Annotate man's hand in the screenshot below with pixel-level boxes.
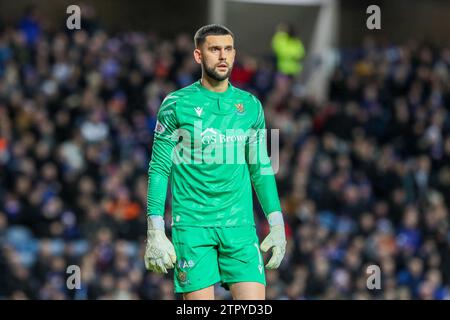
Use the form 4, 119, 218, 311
144, 215, 177, 273
260, 212, 286, 269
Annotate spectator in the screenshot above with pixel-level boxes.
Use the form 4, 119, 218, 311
272, 23, 305, 76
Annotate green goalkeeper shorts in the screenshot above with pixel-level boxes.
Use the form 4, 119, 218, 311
172, 225, 266, 293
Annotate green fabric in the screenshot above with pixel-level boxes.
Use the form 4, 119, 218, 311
172, 225, 266, 293
272, 31, 305, 75
147, 80, 281, 227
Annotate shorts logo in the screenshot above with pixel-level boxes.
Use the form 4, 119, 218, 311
178, 259, 195, 269
155, 120, 166, 134
258, 265, 263, 274
177, 271, 187, 283
254, 243, 263, 275
177, 259, 194, 286
177, 270, 188, 286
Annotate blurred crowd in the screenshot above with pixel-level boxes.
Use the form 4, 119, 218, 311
1, 9, 450, 300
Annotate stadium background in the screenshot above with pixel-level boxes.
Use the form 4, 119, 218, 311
0, 0, 449, 299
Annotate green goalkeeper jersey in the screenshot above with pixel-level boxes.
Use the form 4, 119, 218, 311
147, 80, 281, 227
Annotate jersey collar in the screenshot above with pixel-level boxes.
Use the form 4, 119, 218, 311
195, 79, 234, 99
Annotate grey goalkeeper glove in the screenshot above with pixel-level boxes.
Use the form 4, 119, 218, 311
260, 211, 287, 269
144, 215, 177, 273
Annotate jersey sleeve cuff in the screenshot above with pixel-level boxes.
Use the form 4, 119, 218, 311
267, 211, 284, 227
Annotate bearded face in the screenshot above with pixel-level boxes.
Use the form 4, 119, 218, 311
194, 34, 235, 82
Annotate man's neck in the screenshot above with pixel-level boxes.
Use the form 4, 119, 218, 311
200, 75, 229, 93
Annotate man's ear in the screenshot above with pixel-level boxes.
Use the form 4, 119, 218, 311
193, 48, 202, 64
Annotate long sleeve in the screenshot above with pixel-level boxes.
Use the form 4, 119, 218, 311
147, 96, 179, 217
246, 99, 282, 217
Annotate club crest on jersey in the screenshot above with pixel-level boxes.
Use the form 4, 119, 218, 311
234, 103, 245, 114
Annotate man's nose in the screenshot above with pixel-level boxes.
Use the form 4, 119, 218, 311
219, 49, 226, 59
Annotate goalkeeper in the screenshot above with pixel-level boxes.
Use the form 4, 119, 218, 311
145, 24, 286, 300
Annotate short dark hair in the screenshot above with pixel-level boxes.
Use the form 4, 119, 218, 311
194, 24, 234, 48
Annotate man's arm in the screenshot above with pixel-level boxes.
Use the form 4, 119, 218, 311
246, 98, 281, 215
145, 95, 179, 273
246, 97, 286, 269
147, 95, 179, 216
